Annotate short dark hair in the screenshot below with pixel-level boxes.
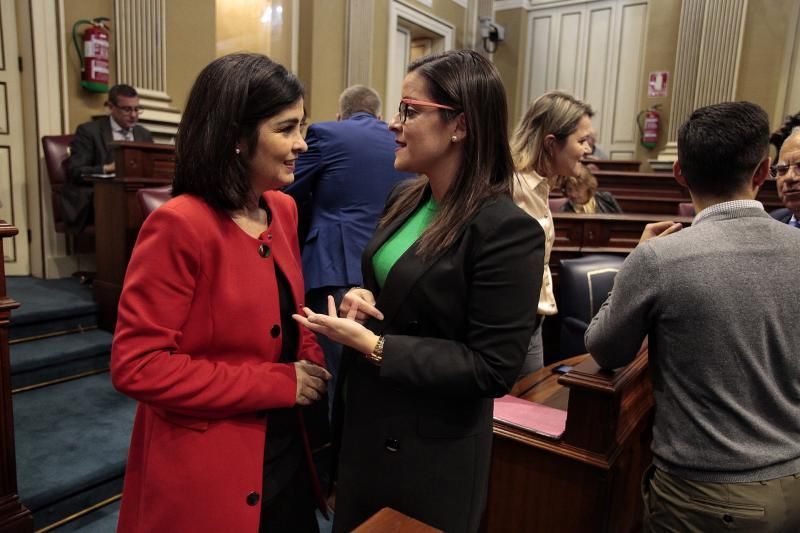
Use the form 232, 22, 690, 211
172, 53, 304, 210
339, 85, 381, 119
108, 84, 138, 105
380, 49, 514, 258
677, 101, 769, 197
770, 111, 800, 164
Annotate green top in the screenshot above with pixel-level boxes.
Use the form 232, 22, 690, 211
372, 196, 438, 288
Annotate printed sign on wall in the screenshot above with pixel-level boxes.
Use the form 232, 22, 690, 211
648, 71, 669, 97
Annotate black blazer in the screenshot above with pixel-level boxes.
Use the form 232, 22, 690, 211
63, 118, 153, 231
332, 186, 545, 533
770, 207, 793, 224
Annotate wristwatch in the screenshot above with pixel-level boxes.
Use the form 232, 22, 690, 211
365, 335, 385, 366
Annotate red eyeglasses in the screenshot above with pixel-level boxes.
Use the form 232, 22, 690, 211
397, 98, 458, 123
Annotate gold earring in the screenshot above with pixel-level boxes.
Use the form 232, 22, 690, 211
451, 135, 458, 143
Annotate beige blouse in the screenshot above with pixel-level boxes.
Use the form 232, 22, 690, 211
512, 170, 557, 316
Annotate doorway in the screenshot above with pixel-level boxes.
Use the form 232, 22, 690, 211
386, 2, 454, 121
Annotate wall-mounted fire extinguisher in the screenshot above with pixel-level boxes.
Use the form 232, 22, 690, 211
72, 17, 111, 93
637, 105, 661, 149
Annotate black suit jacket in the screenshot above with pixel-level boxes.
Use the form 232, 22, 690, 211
64, 117, 153, 231
770, 207, 794, 224
560, 190, 623, 213
332, 186, 545, 533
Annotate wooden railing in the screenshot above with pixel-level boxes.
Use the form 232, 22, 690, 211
0, 222, 33, 533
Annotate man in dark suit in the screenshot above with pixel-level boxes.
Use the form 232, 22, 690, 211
771, 129, 800, 227
285, 85, 411, 414
65, 84, 153, 231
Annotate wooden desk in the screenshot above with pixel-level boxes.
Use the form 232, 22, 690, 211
582, 159, 641, 172
549, 212, 692, 286
93, 141, 174, 331
354, 508, 442, 533
589, 170, 781, 214
0, 222, 33, 533
485, 348, 653, 533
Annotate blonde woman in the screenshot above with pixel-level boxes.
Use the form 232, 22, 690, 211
510, 91, 594, 375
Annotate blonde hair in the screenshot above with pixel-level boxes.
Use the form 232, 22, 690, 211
511, 91, 594, 177
561, 165, 598, 196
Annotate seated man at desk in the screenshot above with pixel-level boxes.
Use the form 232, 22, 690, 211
585, 101, 800, 532
65, 84, 153, 231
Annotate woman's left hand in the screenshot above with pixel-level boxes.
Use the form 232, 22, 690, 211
293, 295, 380, 355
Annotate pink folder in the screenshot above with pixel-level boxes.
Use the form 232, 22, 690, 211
493, 395, 568, 440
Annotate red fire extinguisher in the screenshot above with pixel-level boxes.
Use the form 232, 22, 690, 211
637, 105, 661, 149
72, 17, 111, 93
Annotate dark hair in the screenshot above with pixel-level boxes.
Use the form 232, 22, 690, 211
677, 101, 769, 197
172, 53, 304, 210
108, 84, 138, 104
339, 85, 381, 119
770, 111, 800, 164
380, 49, 514, 258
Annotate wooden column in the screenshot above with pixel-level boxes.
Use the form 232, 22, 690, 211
0, 222, 33, 533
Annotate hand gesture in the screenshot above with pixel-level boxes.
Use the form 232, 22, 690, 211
639, 221, 682, 243
293, 359, 331, 406
294, 295, 379, 355
339, 287, 383, 324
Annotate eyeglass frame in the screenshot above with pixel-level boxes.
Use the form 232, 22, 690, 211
397, 98, 458, 124
110, 103, 144, 115
770, 161, 800, 178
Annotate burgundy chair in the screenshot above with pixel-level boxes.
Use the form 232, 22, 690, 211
41, 135, 96, 255
549, 197, 568, 212
137, 185, 173, 218
678, 202, 695, 217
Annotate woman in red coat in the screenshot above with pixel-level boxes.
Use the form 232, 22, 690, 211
111, 53, 330, 532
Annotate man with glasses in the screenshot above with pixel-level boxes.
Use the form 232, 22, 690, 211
65, 84, 153, 231
771, 128, 800, 227
586, 101, 800, 532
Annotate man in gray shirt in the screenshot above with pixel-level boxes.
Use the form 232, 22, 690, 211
585, 101, 800, 532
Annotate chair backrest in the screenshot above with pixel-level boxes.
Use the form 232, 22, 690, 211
137, 185, 173, 218
41, 134, 76, 232
549, 197, 568, 212
558, 254, 626, 357
677, 202, 695, 217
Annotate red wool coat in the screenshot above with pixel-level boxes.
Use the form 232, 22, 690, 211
111, 192, 325, 533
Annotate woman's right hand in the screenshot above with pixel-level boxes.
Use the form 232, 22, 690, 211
339, 288, 383, 324
293, 360, 331, 406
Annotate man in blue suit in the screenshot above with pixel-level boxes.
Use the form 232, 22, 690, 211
286, 85, 411, 413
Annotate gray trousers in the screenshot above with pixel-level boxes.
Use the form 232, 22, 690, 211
518, 316, 544, 378
642, 464, 800, 532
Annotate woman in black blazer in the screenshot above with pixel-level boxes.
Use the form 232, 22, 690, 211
294, 50, 544, 532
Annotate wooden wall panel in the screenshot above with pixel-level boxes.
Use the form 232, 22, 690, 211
584, 7, 612, 138
611, 3, 647, 147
